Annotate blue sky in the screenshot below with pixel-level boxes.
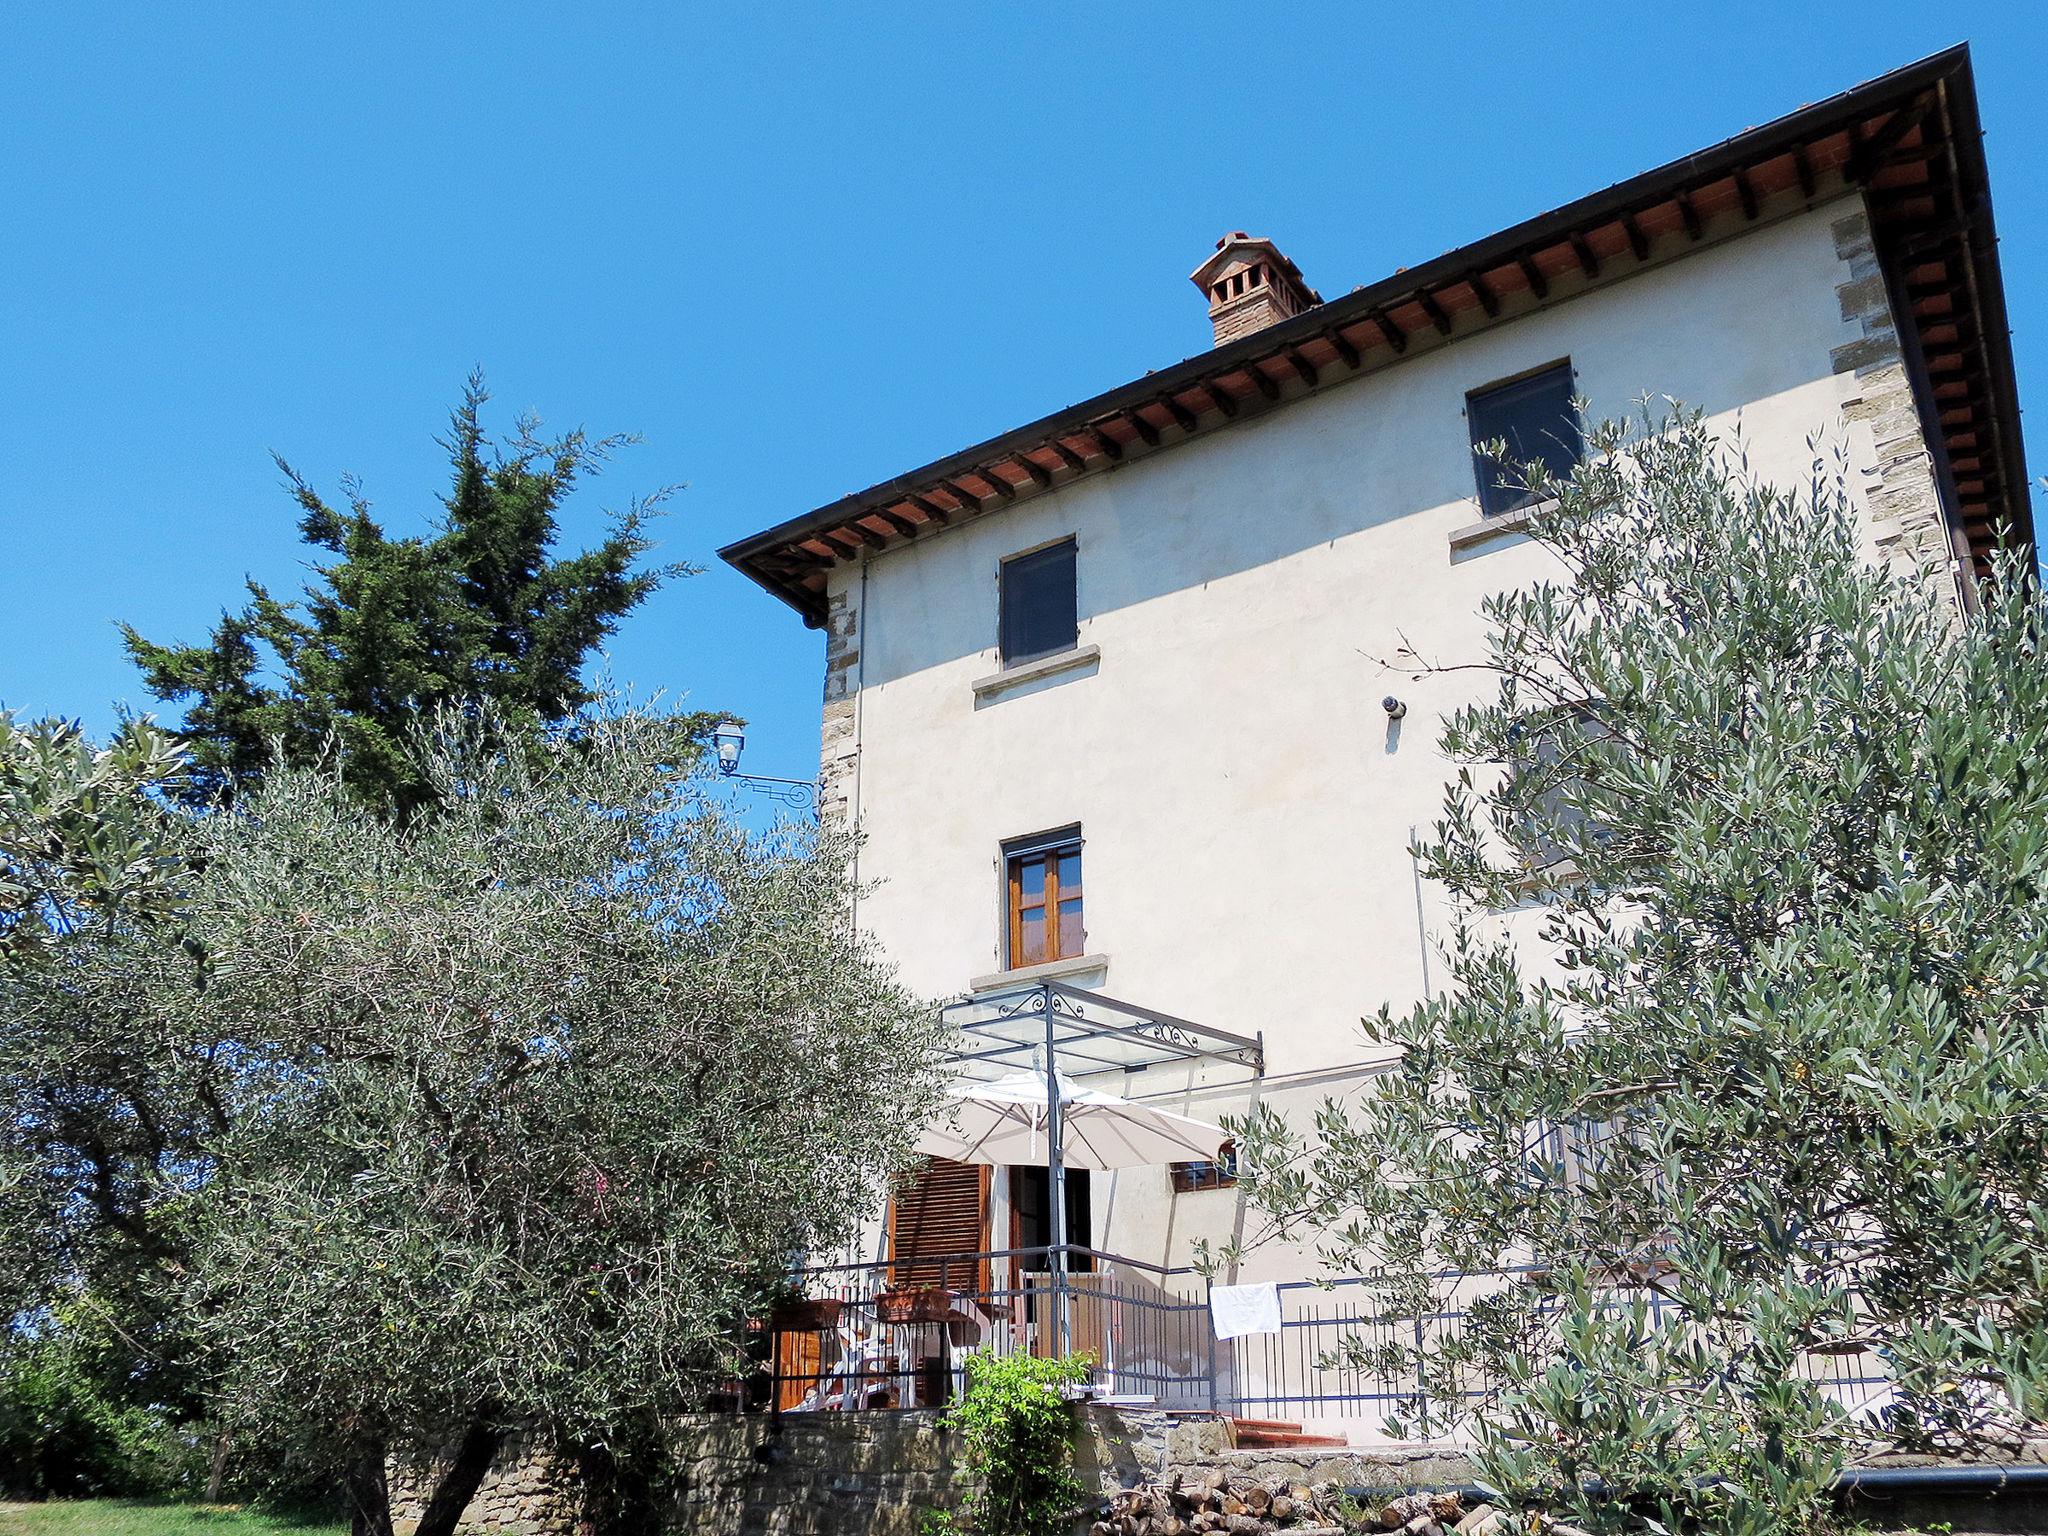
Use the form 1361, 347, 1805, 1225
5, 3, 2044, 786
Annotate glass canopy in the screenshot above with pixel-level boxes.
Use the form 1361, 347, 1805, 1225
938, 981, 1263, 1094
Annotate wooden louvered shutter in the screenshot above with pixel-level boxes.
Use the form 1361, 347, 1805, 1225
887, 1157, 990, 1295
774, 1330, 823, 1412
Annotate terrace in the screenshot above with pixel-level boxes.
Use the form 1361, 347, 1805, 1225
756, 985, 1893, 1439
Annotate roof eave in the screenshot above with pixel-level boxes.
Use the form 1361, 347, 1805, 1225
724, 43, 2028, 620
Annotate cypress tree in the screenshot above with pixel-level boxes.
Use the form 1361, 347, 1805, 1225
122, 374, 691, 813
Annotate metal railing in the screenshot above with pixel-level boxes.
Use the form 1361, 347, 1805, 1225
1228, 1271, 1897, 1433
762, 1244, 1215, 1414
756, 1248, 1899, 1434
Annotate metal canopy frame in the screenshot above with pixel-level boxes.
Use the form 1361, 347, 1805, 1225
932, 982, 1262, 1360
940, 981, 1264, 1089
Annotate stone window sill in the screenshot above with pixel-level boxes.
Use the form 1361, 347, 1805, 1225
1447, 498, 1556, 556
967, 952, 1109, 994
971, 644, 1100, 701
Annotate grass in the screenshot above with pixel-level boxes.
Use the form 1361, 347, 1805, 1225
0, 1501, 346, 1536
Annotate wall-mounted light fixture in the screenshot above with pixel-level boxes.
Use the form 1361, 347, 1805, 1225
710, 717, 819, 815
713, 718, 745, 774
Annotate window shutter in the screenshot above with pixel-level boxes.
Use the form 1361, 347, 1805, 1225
887, 1157, 990, 1294
1468, 361, 1582, 517
999, 539, 1078, 665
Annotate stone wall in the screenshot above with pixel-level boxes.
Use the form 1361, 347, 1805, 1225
1829, 205, 1966, 607
394, 1412, 2048, 1536
390, 1430, 583, 1536
668, 1411, 963, 1536
817, 582, 861, 832
391, 1408, 1477, 1536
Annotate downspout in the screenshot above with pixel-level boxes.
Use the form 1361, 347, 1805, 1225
1409, 823, 1434, 1002
849, 553, 870, 930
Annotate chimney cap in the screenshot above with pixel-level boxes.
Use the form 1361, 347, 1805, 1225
1190, 233, 1323, 347
1188, 232, 1321, 303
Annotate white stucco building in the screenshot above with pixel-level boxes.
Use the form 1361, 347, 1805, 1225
723, 45, 2027, 1418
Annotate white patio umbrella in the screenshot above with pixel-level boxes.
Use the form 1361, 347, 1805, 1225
915, 1071, 1228, 1170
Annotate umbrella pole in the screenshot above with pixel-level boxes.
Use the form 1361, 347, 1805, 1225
1042, 985, 1073, 1362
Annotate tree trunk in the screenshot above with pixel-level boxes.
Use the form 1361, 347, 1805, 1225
576, 1437, 660, 1536
411, 1420, 506, 1536
205, 1428, 231, 1503
344, 1444, 396, 1536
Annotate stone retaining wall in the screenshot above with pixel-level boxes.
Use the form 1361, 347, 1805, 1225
391, 1409, 1477, 1536
395, 1412, 2048, 1536
390, 1430, 582, 1536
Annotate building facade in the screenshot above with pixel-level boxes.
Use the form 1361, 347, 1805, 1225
722, 48, 2028, 1302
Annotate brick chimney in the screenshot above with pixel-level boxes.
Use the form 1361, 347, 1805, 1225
1190, 232, 1322, 347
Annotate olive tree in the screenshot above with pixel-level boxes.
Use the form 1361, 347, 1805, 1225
1224, 410, 2048, 1535
0, 712, 205, 1370
0, 711, 189, 968
0, 713, 216, 1488
164, 707, 942, 1536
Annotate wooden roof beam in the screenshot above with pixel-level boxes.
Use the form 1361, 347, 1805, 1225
1089, 426, 1124, 463
940, 479, 985, 512
1569, 232, 1600, 278
1204, 380, 1239, 418
974, 468, 1016, 502
843, 520, 888, 550
1734, 166, 1759, 221
873, 508, 921, 539
1011, 453, 1053, 489
1284, 347, 1319, 386
1869, 181, 1953, 218
907, 494, 952, 526
1244, 365, 1280, 402
1848, 97, 1934, 183
1122, 409, 1161, 448
1369, 308, 1407, 354
1158, 393, 1199, 434
1322, 325, 1361, 370
1417, 290, 1453, 335
1047, 438, 1087, 472
1674, 189, 1703, 241
1886, 222, 1967, 265
1516, 254, 1550, 299
1466, 270, 1500, 317
1792, 143, 1817, 199
1620, 211, 1650, 263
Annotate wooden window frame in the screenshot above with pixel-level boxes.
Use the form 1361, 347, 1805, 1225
1169, 1140, 1239, 1194
1003, 826, 1083, 971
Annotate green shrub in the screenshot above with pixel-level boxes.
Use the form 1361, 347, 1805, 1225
942, 1351, 1093, 1536
0, 1324, 202, 1498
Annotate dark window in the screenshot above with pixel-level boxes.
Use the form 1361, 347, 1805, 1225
1004, 826, 1082, 970
1169, 1141, 1239, 1194
999, 538, 1077, 666
1468, 362, 1582, 517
